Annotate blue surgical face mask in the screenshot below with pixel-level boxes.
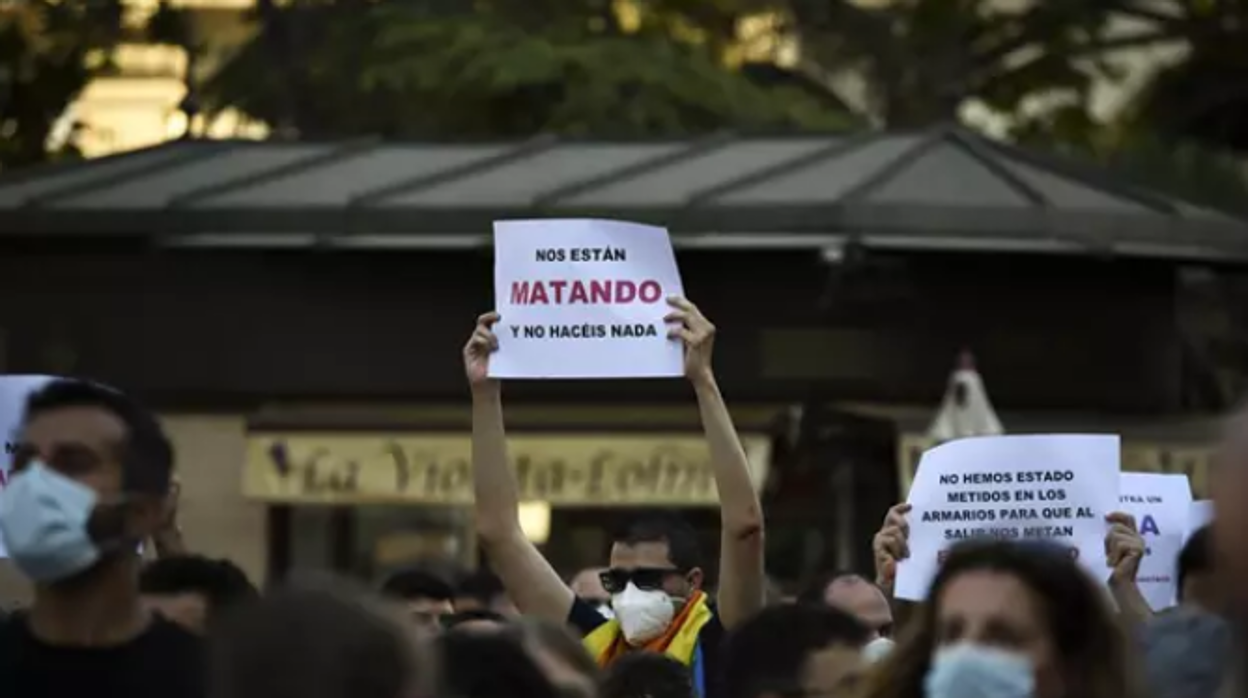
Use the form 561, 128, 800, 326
924, 643, 1035, 698
0, 462, 104, 583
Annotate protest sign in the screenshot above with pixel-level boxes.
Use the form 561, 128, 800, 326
1188, 500, 1214, 541
1118, 472, 1192, 610
490, 219, 685, 379
0, 375, 57, 557
895, 435, 1120, 601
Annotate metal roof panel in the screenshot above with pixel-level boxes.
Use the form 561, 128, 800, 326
559, 138, 839, 206
0, 142, 207, 207
56, 144, 334, 209
993, 158, 1153, 214
378, 143, 681, 207
863, 141, 1033, 208
713, 135, 921, 204
197, 145, 512, 207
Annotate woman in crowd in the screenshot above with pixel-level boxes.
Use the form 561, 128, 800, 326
859, 539, 1139, 698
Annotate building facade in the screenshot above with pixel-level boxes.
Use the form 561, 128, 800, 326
0, 131, 1238, 595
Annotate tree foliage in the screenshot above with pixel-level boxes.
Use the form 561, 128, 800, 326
1112, 0, 1248, 153
202, 1, 850, 138
0, 0, 125, 170
783, 0, 1168, 127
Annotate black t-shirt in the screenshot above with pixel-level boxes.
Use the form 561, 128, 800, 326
0, 611, 206, 698
568, 597, 724, 698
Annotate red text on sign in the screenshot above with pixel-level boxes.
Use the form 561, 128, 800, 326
510, 279, 663, 305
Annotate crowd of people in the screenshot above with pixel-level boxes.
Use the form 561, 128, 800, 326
0, 298, 1242, 698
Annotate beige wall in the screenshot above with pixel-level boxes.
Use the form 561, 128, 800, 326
163, 415, 266, 586
0, 414, 264, 608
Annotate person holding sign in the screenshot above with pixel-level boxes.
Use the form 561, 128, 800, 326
874, 503, 1152, 623
873, 435, 1152, 627
858, 539, 1136, 698
464, 298, 763, 698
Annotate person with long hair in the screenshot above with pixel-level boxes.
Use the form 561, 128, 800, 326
859, 539, 1138, 698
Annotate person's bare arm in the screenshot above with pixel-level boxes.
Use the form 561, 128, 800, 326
466, 313, 574, 623
873, 503, 911, 598
668, 298, 764, 629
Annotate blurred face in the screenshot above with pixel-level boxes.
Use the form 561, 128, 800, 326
451, 618, 505, 634
491, 595, 520, 618
570, 567, 611, 605
801, 643, 867, 698
453, 594, 519, 618
935, 570, 1061, 698
143, 592, 209, 634
824, 576, 893, 639
604, 541, 702, 599
15, 406, 128, 499
405, 597, 454, 633
12, 406, 164, 573
1214, 417, 1248, 618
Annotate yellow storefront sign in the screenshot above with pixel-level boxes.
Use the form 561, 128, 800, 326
243, 433, 771, 506
896, 434, 1213, 498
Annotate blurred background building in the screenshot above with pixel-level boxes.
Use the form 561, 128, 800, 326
0, 0, 1245, 601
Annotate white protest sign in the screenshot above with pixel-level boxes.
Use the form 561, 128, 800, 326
0, 375, 57, 558
1118, 472, 1192, 610
1187, 500, 1214, 540
490, 219, 685, 379
895, 435, 1120, 601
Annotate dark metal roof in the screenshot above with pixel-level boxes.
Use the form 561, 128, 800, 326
1, 125, 1246, 261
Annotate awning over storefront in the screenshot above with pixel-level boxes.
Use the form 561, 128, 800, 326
2, 125, 1246, 262
244, 432, 772, 506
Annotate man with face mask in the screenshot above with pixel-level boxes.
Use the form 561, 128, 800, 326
0, 379, 204, 698
463, 298, 765, 698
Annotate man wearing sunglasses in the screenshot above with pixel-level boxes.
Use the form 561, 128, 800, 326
463, 298, 765, 698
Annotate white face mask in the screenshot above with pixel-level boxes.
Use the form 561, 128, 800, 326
863, 636, 895, 663
611, 582, 675, 645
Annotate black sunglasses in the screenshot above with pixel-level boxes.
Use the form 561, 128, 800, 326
599, 567, 684, 594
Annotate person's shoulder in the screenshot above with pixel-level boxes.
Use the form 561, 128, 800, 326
566, 597, 610, 636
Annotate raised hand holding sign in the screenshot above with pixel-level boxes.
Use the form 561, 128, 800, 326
490, 219, 685, 380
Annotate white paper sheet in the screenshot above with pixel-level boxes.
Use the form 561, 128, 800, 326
1117, 472, 1193, 610
895, 434, 1120, 601
490, 219, 685, 379
0, 375, 58, 557
1187, 500, 1214, 541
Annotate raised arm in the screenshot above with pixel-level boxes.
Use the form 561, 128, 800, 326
666, 298, 764, 629
1105, 511, 1153, 631
465, 312, 574, 623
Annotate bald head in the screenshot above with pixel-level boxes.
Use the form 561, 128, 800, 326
823, 575, 893, 639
